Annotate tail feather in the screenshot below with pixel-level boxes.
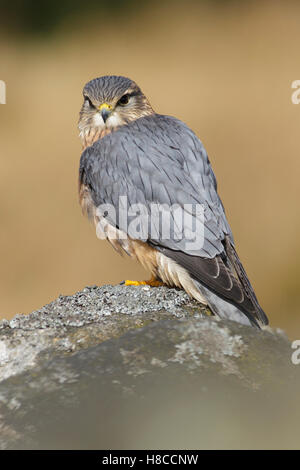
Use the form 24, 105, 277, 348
155, 240, 268, 328
224, 236, 268, 325
193, 280, 259, 328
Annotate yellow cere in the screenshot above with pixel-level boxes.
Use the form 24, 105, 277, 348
98, 103, 112, 111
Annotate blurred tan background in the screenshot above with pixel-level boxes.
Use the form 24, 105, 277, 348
0, 0, 299, 337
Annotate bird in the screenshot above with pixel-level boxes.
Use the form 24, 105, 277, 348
78, 75, 268, 328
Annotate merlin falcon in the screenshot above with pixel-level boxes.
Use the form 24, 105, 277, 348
78, 75, 268, 328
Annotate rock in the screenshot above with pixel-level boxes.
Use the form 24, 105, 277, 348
0, 285, 299, 449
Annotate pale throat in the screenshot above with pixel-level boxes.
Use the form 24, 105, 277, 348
79, 105, 154, 151
79, 111, 124, 150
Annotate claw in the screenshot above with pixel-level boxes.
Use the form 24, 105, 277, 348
123, 276, 165, 287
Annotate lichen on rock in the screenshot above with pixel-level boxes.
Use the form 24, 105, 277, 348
0, 284, 299, 450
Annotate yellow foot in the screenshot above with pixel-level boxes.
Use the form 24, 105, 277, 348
124, 277, 165, 287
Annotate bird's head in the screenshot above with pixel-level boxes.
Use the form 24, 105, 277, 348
78, 75, 154, 148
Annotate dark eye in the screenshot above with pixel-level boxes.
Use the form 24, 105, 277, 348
84, 96, 95, 108
117, 94, 130, 106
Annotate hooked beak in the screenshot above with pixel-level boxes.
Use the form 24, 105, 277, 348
98, 103, 112, 123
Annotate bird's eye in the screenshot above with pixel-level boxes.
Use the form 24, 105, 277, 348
117, 94, 130, 106
84, 96, 94, 108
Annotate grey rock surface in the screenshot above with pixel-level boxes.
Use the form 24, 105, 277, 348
0, 285, 299, 449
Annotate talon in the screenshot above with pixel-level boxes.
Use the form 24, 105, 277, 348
146, 279, 165, 287
124, 280, 147, 286
123, 276, 165, 287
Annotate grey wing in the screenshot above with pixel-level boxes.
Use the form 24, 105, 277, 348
79, 114, 267, 326
80, 114, 230, 258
